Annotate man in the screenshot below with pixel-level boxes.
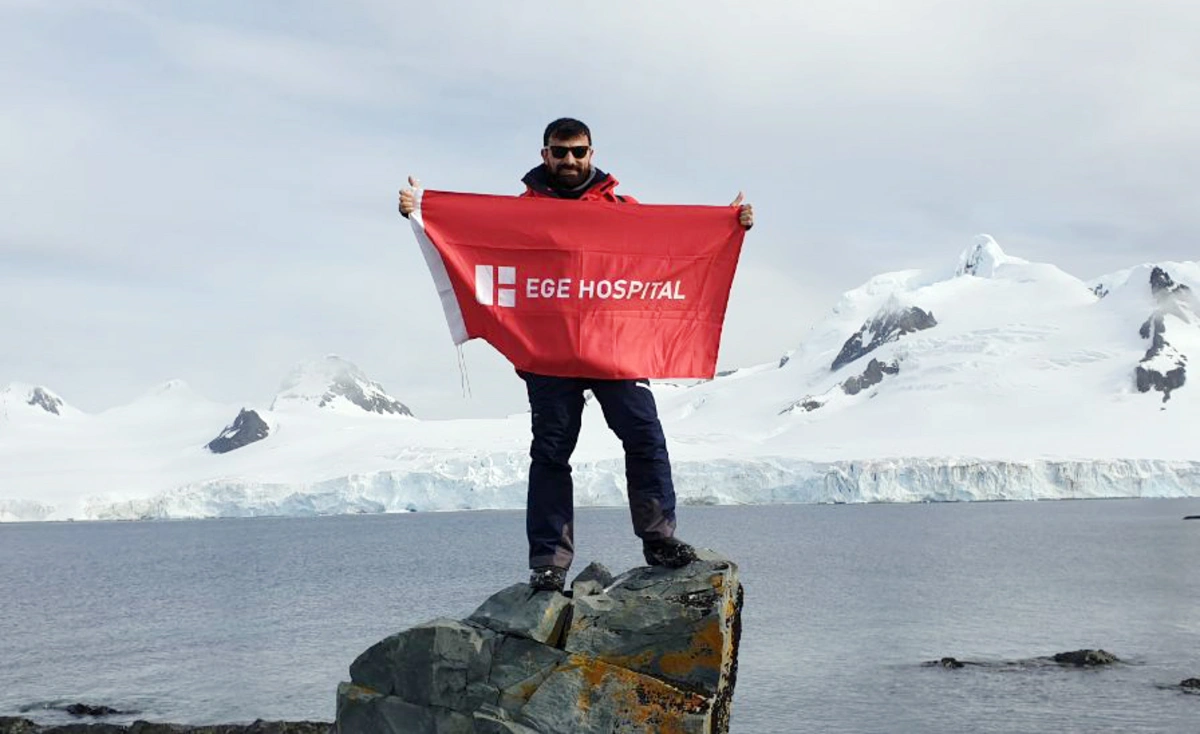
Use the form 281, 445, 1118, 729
400, 118, 753, 593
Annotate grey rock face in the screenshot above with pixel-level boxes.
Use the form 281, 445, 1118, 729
841, 359, 900, 396
26, 388, 63, 416
471, 707, 541, 733
518, 656, 712, 734
779, 358, 900, 414
569, 562, 613, 598
321, 374, 413, 416
206, 409, 270, 454
832, 305, 936, 371
271, 356, 414, 417
1135, 267, 1192, 402
348, 619, 498, 712
337, 553, 743, 734
336, 683, 470, 734
1150, 266, 1191, 297
468, 585, 572, 646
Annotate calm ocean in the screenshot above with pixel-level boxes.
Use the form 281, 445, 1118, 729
2, 499, 1198, 732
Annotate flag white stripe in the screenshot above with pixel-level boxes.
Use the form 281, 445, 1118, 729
475, 265, 494, 305
409, 190, 469, 344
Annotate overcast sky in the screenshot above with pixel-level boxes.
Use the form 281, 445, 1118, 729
3, 0, 1198, 419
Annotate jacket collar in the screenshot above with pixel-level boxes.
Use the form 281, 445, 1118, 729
522, 164, 617, 199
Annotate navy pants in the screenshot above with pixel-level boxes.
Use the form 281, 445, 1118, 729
520, 372, 677, 570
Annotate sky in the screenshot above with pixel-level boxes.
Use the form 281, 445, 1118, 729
2, 0, 1198, 420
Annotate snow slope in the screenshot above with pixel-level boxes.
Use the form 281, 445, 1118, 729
2, 238, 1197, 521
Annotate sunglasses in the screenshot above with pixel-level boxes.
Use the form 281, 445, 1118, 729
546, 145, 591, 159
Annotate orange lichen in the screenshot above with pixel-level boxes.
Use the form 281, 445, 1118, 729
565, 655, 709, 730
659, 618, 724, 678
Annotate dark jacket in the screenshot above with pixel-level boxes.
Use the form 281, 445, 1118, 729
520, 165, 638, 203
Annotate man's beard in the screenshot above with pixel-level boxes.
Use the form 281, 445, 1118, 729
548, 164, 590, 190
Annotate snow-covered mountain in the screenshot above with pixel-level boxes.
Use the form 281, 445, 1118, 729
269, 355, 413, 416
0, 384, 80, 422
2, 237, 1197, 522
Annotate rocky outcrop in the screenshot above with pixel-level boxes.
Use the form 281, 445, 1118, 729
1135, 267, 1192, 402
780, 358, 901, 414
925, 649, 1121, 670
27, 388, 63, 416
0, 718, 331, 733
206, 410, 270, 454
337, 553, 743, 734
317, 374, 412, 416
63, 704, 127, 717
1051, 649, 1119, 667
955, 234, 1017, 278
1135, 316, 1186, 401
1181, 677, 1200, 690
832, 305, 936, 371
270, 356, 413, 417
841, 359, 900, 396
1150, 266, 1191, 298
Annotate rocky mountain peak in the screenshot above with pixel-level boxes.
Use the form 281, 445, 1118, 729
1, 384, 70, 419
27, 387, 64, 416
270, 355, 413, 417
832, 300, 937, 371
956, 234, 1010, 278
1135, 266, 1192, 403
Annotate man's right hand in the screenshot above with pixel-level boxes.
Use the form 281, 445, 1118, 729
398, 175, 421, 217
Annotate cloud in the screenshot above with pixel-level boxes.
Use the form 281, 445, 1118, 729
1, 0, 1198, 418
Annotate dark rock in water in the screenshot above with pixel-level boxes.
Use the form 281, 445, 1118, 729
842, 359, 900, 396
1052, 649, 1119, 667
64, 704, 123, 717
0, 718, 331, 733
206, 409, 270, 454
1184, 516, 1200, 520
338, 552, 744, 734
924, 657, 965, 669
1182, 677, 1200, 689
832, 305, 936, 371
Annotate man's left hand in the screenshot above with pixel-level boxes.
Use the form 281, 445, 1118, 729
731, 192, 754, 230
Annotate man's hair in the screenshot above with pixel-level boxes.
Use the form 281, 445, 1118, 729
543, 118, 592, 146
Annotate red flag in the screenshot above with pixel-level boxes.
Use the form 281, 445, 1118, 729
410, 190, 745, 379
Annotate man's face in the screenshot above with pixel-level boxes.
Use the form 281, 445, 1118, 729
541, 133, 593, 188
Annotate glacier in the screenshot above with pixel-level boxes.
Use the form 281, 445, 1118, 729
2, 239, 1199, 522
71, 456, 1200, 522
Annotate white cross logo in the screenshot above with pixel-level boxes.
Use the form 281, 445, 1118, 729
475, 265, 516, 307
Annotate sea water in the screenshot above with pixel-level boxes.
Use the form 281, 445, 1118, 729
2, 499, 1198, 732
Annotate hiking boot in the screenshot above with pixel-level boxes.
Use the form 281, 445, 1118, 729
643, 537, 698, 568
528, 565, 567, 593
